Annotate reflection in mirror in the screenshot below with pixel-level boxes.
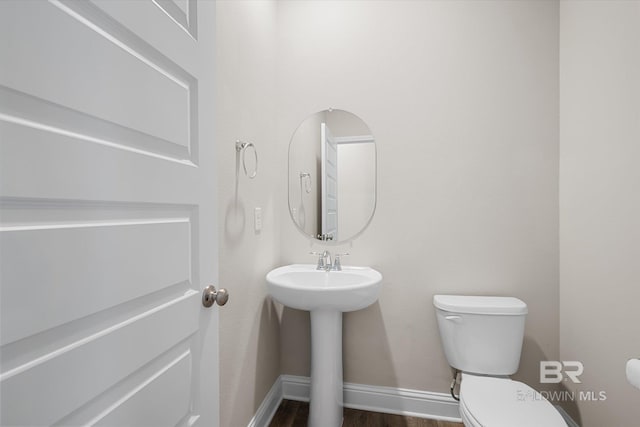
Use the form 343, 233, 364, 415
288, 109, 376, 243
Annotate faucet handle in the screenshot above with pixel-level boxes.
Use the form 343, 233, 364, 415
333, 252, 349, 271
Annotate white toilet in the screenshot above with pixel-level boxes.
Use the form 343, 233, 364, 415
433, 295, 567, 427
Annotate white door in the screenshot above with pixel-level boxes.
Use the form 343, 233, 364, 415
0, 1, 219, 426
321, 122, 338, 240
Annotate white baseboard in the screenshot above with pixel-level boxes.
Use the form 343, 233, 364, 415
342, 380, 462, 422
251, 374, 462, 426
247, 377, 283, 427
281, 374, 310, 402
251, 376, 580, 427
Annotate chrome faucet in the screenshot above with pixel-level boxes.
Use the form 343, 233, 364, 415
315, 250, 332, 271
311, 250, 349, 271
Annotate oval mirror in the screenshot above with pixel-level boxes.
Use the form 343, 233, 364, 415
288, 109, 377, 243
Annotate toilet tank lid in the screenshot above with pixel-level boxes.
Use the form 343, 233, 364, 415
433, 295, 528, 315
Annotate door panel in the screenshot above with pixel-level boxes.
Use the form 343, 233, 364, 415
0, 1, 195, 153
0, 1, 218, 426
1, 210, 191, 345
2, 293, 198, 426
91, 351, 193, 427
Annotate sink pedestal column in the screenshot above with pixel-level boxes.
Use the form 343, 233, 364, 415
309, 310, 343, 427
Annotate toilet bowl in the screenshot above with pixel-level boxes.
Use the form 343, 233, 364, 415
458, 374, 566, 427
433, 295, 566, 427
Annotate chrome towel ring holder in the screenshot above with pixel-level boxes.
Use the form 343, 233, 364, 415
299, 172, 311, 194
235, 140, 258, 179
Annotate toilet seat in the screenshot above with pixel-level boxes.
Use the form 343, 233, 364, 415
459, 374, 567, 427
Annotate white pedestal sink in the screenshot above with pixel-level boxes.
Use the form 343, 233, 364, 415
266, 264, 382, 427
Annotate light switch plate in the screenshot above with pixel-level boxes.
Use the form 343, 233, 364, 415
254, 207, 262, 232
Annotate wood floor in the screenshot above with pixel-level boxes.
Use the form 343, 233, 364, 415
269, 400, 464, 427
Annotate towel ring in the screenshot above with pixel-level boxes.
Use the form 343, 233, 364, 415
300, 172, 311, 193
236, 140, 258, 179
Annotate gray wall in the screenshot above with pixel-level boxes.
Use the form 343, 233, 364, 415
215, 2, 281, 427
276, 0, 560, 394
559, 1, 640, 425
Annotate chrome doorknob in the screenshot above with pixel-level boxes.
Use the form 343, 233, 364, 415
202, 285, 229, 307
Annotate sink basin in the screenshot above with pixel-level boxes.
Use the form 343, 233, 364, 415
266, 264, 382, 427
266, 264, 382, 312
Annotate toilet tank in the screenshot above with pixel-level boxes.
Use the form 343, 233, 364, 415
433, 295, 527, 376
